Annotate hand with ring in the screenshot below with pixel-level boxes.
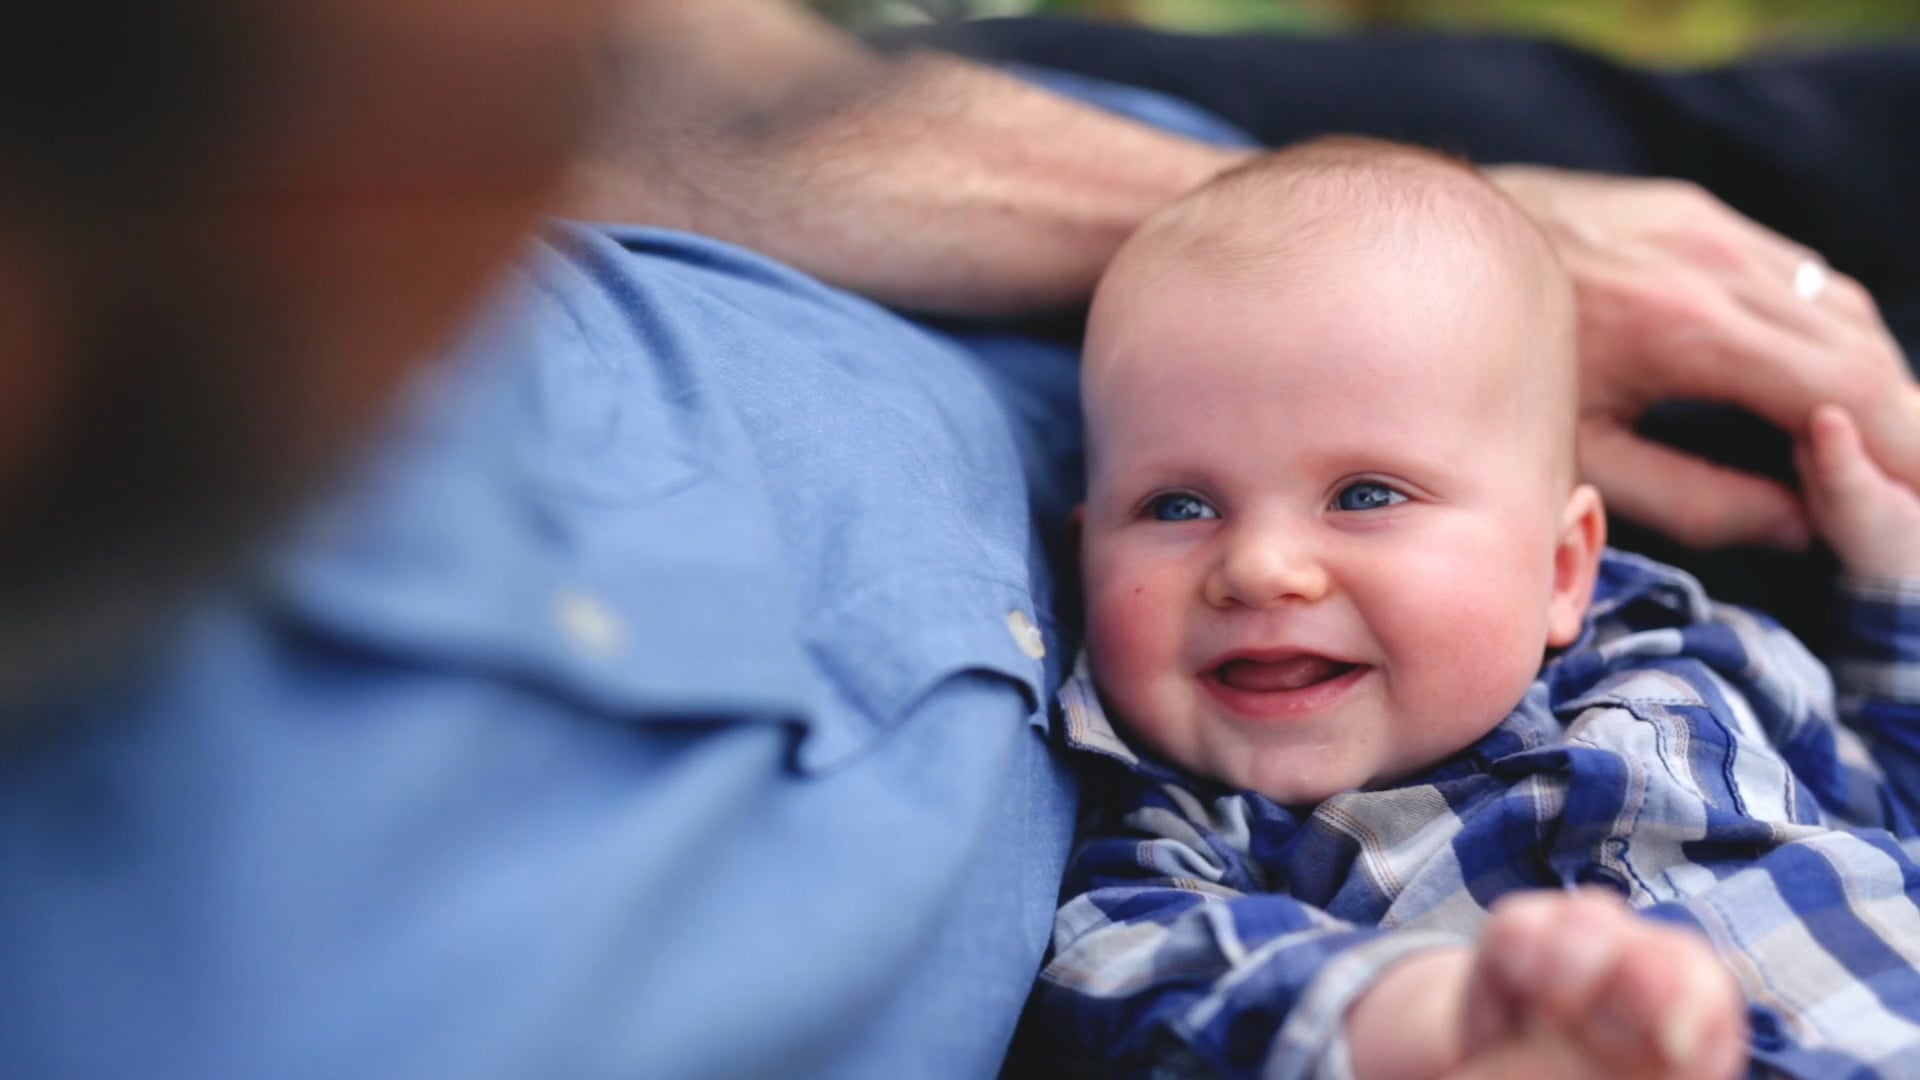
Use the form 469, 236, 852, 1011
1488, 165, 1920, 551
1792, 258, 1829, 303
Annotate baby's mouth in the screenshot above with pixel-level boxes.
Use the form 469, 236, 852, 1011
1212, 655, 1359, 692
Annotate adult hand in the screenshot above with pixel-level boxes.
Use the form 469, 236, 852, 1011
1489, 165, 1920, 551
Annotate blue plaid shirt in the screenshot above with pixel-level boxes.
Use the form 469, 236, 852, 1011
1035, 550, 1920, 1079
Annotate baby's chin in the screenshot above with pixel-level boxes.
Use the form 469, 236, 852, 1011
1229, 767, 1407, 809
1220, 725, 1507, 807
1207, 750, 1370, 809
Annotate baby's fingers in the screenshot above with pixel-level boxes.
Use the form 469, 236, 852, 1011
1800, 403, 1920, 579
1585, 922, 1748, 1079
1479, 890, 1746, 1079
1481, 890, 1626, 1020
1803, 404, 1878, 505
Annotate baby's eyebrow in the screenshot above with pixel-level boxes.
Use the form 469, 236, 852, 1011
1096, 445, 1197, 474
1113, 461, 1228, 494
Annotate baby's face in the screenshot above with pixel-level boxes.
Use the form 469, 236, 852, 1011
1080, 234, 1595, 805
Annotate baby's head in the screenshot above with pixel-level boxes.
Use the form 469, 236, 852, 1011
1079, 138, 1606, 805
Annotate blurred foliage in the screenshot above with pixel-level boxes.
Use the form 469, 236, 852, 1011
824, 0, 1920, 63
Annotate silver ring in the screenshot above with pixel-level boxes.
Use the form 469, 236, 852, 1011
1792, 258, 1829, 302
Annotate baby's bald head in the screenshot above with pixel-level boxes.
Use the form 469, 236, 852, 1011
1086, 137, 1581, 488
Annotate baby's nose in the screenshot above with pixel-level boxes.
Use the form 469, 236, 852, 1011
1204, 529, 1330, 608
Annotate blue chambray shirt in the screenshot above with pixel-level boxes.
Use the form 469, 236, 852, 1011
1035, 551, 1920, 1079
0, 71, 1252, 1078
0, 225, 1078, 1079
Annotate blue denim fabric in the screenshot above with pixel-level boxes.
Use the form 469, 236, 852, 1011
0, 74, 1245, 1078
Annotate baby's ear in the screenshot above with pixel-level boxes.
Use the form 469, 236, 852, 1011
1547, 485, 1607, 648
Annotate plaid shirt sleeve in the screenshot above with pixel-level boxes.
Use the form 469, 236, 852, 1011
1545, 574, 1920, 1077
1523, 559, 1920, 1076
1827, 575, 1920, 820
1036, 797, 1462, 1079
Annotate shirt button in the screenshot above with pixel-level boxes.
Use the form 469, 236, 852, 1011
1005, 610, 1047, 660
553, 589, 625, 657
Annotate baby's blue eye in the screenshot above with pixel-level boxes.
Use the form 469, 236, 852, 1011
1148, 493, 1218, 522
1335, 482, 1407, 512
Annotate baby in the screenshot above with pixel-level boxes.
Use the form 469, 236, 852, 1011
1034, 139, 1920, 1079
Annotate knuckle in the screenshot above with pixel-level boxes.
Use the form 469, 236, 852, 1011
1824, 352, 1894, 407
1828, 273, 1876, 314
1643, 277, 1719, 331
1653, 177, 1709, 206
1613, 266, 1683, 311
1679, 182, 1735, 221
1673, 228, 1746, 274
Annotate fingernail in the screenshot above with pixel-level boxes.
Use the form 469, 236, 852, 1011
1487, 898, 1550, 986
1493, 929, 1543, 988
1548, 921, 1617, 994
1658, 1010, 1707, 1065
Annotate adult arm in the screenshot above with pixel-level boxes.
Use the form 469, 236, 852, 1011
565, 0, 1249, 314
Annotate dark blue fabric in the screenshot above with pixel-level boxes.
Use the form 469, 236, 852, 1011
1037, 552, 1920, 1077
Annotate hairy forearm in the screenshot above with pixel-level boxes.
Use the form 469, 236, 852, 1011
567, 0, 1248, 313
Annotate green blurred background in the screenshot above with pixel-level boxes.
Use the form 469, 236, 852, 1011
821, 0, 1920, 64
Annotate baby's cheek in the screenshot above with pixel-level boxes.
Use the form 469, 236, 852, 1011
1391, 582, 1545, 746
1086, 579, 1159, 677
1085, 562, 1190, 712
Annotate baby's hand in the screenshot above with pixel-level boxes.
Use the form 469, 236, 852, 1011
1455, 889, 1747, 1080
1799, 403, 1920, 580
